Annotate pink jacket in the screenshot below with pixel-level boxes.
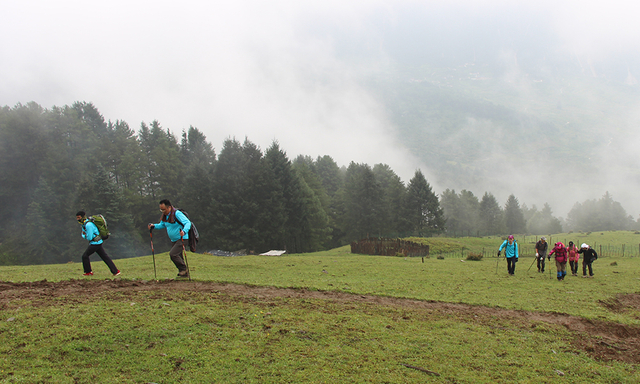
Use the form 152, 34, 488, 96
548, 242, 568, 263
567, 245, 580, 262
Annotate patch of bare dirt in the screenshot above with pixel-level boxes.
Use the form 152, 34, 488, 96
1, 279, 639, 364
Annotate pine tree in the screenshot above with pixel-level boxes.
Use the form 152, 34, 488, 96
504, 194, 526, 234
372, 164, 404, 237
404, 170, 445, 236
479, 192, 503, 235
341, 163, 386, 240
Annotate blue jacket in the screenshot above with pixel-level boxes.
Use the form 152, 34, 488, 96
154, 209, 191, 242
499, 240, 518, 259
82, 220, 103, 245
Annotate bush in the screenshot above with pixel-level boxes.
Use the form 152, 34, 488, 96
437, 255, 445, 260
466, 253, 483, 261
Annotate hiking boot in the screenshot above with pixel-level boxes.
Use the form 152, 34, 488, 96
177, 271, 189, 278
83, 272, 93, 276
582, 275, 589, 278
113, 270, 121, 277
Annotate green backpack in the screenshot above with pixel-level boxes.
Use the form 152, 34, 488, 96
88, 214, 110, 240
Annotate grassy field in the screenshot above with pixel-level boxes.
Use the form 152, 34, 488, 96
1, 231, 639, 383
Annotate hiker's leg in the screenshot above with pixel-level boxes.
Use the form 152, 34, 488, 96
81, 245, 98, 273
95, 244, 118, 274
169, 241, 187, 272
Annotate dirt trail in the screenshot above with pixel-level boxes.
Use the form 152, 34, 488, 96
1, 279, 639, 364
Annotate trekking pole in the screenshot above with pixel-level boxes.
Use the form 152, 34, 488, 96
495, 251, 501, 274
150, 227, 157, 280
181, 236, 191, 281
527, 255, 537, 272
548, 256, 553, 279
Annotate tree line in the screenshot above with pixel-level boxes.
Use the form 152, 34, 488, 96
0, 102, 636, 265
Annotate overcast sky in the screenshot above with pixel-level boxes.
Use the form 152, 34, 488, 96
2, 0, 640, 216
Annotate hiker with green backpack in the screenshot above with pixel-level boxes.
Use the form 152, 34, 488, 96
76, 211, 120, 277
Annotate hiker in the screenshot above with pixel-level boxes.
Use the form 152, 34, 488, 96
498, 235, 518, 275
148, 199, 191, 278
76, 211, 120, 277
567, 241, 580, 276
548, 241, 568, 281
534, 236, 548, 273
578, 243, 598, 278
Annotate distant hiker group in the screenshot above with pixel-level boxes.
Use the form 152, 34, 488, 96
498, 236, 598, 280
77, 199, 198, 279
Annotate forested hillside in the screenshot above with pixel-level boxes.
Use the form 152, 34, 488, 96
0, 102, 445, 264
0, 101, 636, 265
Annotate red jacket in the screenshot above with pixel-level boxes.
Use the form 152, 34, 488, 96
548, 242, 568, 263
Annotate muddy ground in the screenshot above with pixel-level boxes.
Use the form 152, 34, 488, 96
1, 279, 639, 365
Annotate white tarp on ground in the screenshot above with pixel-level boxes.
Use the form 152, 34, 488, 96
259, 250, 287, 256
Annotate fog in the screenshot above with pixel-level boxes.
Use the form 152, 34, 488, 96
2, 0, 639, 218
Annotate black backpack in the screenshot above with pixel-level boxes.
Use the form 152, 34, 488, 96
175, 209, 200, 252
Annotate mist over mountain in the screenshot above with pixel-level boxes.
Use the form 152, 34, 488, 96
2, 1, 640, 219
317, 4, 640, 217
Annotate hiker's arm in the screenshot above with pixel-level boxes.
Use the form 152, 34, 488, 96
175, 210, 191, 233
83, 222, 99, 241
153, 221, 166, 230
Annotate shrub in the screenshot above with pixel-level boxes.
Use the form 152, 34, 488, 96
437, 255, 445, 260
466, 253, 483, 261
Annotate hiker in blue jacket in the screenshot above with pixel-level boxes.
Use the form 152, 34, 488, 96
498, 235, 519, 276
148, 199, 191, 278
76, 211, 120, 277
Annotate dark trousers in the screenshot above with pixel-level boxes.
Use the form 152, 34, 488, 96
537, 256, 546, 272
569, 260, 579, 274
583, 260, 594, 276
170, 241, 187, 272
506, 257, 516, 275
82, 244, 118, 274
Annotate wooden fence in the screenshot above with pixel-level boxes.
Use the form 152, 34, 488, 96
350, 237, 430, 257
433, 243, 640, 259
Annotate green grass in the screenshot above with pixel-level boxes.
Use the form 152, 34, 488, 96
2, 231, 640, 382
4, 290, 636, 383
